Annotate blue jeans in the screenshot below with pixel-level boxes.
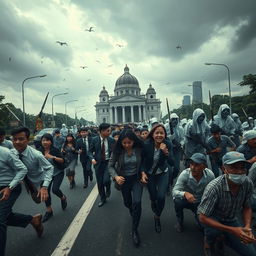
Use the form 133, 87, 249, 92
204, 219, 256, 256
95, 161, 111, 201
147, 172, 169, 217
121, 175, 143, 230
174, 197, 199, 224
0, 185, 33, 256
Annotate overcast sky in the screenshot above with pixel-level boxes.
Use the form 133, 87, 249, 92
1, 0, 255, 123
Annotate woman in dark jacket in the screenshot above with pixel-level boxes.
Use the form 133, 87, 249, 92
108, 129, 144, 247
39, 134, 67, 223
62, 133, 78, 189
141, 124, 174, 233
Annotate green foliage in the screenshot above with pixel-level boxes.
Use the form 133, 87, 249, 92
0, 95, 92, 132
239, 74, 256, 94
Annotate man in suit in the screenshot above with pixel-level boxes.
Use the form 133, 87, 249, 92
89, 123, 115, 207
76, 127, 93, 188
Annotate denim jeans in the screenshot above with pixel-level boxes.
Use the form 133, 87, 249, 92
95, 161, 111, 201
45, 172, 64, 207
204, 218, 256, 256
121, 175, 143, 230
174, 197, 199, 224
147, 171, 169, 217
0, 185, 33, 256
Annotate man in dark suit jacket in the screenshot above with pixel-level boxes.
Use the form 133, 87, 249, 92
88, 123, 115, 207
76, 127, 93, 188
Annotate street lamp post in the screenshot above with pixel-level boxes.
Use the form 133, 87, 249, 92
205, 63, 232, 112
21, 75, 47, 126
52, 92, 68, 127
65, 100, 78, 126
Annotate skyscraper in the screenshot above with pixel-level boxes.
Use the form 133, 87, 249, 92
182, 95, 191, 105
192, 81, 202, 103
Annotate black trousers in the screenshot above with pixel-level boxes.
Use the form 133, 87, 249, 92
121, 175, 143, 230
0, 185, 33, 256
95, 161, 111, 201
45, 172, 64, 207
81, 160, 92, 185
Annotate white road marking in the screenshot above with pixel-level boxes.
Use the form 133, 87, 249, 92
51, 184, 98, 256
115, 231, 123, 256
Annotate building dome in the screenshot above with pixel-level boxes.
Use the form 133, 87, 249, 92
146, 84, 156, 94
99, 86, 109, 96
115, 65, 139, 88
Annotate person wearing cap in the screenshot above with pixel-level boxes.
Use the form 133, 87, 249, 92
53, 129, 65, 151
198, 151, 256, 256
231, 113, 243, 147
237, 130, 256, 170
207, 124, 236, 177
184, 108, 210, 167
172, 153, 215, 233
0, 128, 13, 149
212, 104, 236, 137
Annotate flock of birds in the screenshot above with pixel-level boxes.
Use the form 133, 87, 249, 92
7, 25, 182, 85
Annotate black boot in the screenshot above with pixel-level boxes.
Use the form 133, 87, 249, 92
154, 216, 161, 233
132, 230, 140, 247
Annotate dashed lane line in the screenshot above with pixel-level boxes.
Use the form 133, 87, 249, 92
51, 184, 98, 256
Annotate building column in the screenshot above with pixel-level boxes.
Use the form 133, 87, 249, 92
143, 105, 146, 121
122, 106, 126, 123
114, 106, 118, 123
110, 107, 113, 124
138, 105, 142, 122
131, 105, 134, 123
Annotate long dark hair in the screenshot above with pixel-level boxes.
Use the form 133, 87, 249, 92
113, 129, 143, 155
63, 133, 76, 148
147, 124, 167, 142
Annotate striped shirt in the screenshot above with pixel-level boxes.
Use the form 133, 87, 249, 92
197, 174, 253, 222
248, 162, 256, 201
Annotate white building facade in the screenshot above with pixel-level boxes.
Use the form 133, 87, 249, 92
95, 65, 161, 124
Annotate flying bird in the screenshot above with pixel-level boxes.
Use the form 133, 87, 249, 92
85, 27, 94, 32
56, 41, 68, 46
116, 43, 124, 48
8, 57, 11, 61
107, 64, 113, 67
96, 60, 101, 63
176, 45, 182, 50
80, 66, 88, 69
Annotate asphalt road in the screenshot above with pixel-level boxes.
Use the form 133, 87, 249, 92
6, 162, 247, 256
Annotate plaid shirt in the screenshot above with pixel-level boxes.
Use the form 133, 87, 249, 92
198, 174, 253, 222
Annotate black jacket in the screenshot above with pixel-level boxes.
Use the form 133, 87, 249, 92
76, 136, 93, 163
141, 138, 174, 174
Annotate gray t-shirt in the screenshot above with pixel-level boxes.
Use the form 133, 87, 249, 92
123, 151, 137, 176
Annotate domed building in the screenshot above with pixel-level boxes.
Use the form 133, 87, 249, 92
95, 65, 161, 124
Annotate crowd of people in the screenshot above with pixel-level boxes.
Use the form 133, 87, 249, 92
1, 103, 256, 256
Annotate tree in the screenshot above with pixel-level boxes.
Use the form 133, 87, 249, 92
239, 74, 256, 94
